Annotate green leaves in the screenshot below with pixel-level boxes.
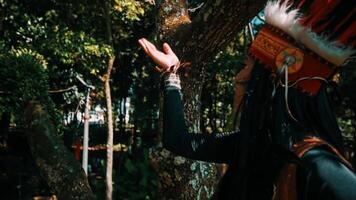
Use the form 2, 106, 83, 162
42, 28, 113, 71
0, 45, 52, 122
114, 0, 148, 21
0, 0, 157, 131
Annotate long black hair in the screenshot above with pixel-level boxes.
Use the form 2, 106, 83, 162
215, 62, 346, 199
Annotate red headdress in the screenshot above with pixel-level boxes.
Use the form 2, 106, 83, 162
249, 0, 355, 95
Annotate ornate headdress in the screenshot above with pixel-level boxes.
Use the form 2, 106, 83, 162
249, 0, 355, 95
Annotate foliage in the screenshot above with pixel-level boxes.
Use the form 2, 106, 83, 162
113, 0, 147, 21
201, 31, 251, 133
130, 61, 161, 134
88, 147, 157, 200
0, 45, 54, 124
114, 148, 157, 200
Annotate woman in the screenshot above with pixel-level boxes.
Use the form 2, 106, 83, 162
138, 0, 356, 199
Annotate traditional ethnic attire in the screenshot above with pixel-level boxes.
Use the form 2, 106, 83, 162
162, 0, 356, 199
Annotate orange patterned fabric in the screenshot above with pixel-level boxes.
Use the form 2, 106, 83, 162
249, 25, 337, 96
273, 137, 352, 200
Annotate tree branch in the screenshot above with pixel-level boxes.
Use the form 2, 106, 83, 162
177, 0, 266, 64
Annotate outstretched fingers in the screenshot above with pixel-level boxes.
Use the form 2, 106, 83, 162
141, 38, 158, 56
163, 43, 174, 55
138, 38, 179, 71
138, 39, 150, 56
139, 38, 162, 61
144, 39, 157, 52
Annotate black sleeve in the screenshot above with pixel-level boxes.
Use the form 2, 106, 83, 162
163, 87, 238, 164
299, 148, 356, 200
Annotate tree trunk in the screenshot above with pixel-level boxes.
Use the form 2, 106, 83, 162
24, 101, 95, 200
103, 1, 115, 199
159, 0, 266, 130
151, 0, 267, 199
104, 56, 115, 200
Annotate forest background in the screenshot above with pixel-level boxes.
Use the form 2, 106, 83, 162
0, 0, 355, 199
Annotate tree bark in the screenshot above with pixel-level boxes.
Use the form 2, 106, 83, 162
159, 0, 266, 129
24, 101, 95, 200
151, 0, 267, 199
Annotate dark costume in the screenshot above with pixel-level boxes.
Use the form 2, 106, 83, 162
162, 0, 356, 199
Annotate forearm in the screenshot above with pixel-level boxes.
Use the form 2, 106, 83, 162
163, 76, 238, 163
136, 39, 238, 162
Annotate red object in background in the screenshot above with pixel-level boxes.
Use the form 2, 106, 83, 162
74, 139, 81, 161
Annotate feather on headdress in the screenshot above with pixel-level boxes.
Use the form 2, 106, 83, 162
264, 0, 355, 66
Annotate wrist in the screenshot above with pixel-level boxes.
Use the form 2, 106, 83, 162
163, 72, 181, 90
164, 61, 180, 74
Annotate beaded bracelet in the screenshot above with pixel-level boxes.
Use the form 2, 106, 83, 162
164, 72, 181, 90
158, 61, 182, 90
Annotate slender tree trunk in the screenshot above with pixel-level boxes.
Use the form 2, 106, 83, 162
24, 101, 95, 200
150, 0, 267, 199
104, 58, 115, 200
103, 1, 115, 199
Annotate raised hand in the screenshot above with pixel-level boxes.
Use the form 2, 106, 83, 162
138, 38, 179, 72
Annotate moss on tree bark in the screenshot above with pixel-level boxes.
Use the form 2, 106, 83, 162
24, 101, 95, 200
